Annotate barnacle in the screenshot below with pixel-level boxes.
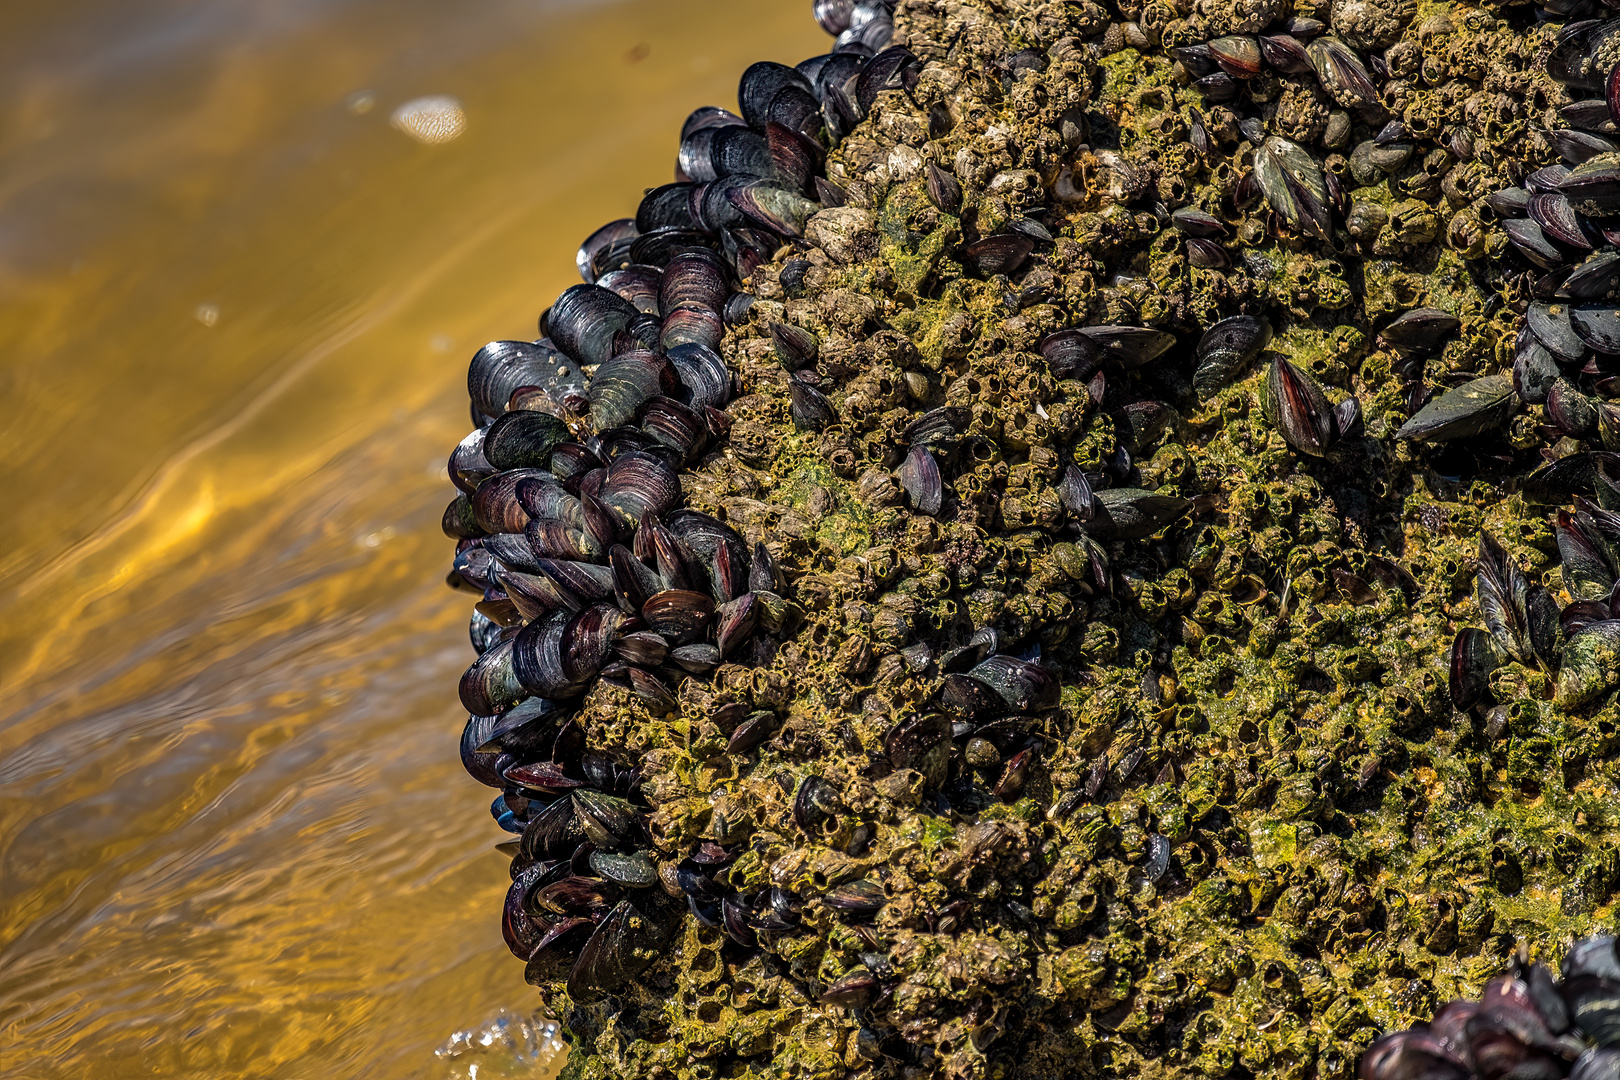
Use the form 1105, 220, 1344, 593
442, 1, 1620, 1079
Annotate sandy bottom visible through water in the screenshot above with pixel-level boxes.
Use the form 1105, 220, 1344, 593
0, 1, 824, 1076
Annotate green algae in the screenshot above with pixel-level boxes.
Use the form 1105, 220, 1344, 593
512, 2, 1620, 1079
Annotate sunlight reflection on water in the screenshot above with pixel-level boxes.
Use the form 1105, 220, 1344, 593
0, 2, 823, 1077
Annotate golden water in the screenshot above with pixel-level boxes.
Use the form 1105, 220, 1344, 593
0, 2, 823, 1076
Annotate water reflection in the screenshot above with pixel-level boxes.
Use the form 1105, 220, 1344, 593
0, 1, 823, 1076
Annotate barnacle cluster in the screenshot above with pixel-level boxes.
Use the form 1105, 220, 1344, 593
442, 0, 1620, 1078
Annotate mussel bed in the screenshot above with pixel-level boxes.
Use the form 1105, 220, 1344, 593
444, 1, 1620, 1079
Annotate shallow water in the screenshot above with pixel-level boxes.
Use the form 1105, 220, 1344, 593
0, 2, 823, 1076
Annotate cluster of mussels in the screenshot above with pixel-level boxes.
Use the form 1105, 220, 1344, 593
1361, 936, 1620, 1080
440, 0, 1620, 1077
1440, 24, 1620, 722
445, 0, 1056, 1009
